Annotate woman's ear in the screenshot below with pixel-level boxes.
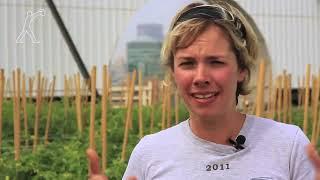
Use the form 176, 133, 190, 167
237, 68, 247, 82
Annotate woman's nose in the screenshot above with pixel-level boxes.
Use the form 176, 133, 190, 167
193, 65, 210, 87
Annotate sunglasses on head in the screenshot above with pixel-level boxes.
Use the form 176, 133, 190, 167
173, 4, 246, 39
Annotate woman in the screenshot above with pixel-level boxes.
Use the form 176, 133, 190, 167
87, 1, 320, 179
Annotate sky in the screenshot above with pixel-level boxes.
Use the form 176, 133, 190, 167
112, 0, 194, 62
124, 0, 193, 41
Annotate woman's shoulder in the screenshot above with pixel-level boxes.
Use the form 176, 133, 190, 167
245, 114, 306, 142
247, 114, 301, 132
135, 120, 188, 149
245, 114, 310, 159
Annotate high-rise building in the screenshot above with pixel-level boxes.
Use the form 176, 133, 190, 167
127, 41, 163, 77
127, 23, 164, 78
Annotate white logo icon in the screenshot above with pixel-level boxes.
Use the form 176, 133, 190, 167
16, 9, 45, 43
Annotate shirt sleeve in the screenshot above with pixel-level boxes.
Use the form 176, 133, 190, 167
289, 127, 315, 180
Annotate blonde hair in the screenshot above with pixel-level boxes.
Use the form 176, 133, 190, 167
161, 1, 259, 97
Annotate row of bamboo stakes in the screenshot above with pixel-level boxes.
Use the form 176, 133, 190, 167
0, 69, 56, 160
0, 62, 319, 170
255, 62, 320, 144
0, 66, 181, 172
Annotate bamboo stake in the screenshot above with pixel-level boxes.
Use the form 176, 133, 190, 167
83, 78, 90, 106
107, 73, 112, 106
316, 68, 320, 142
127, 73, 133, 129
12, 71, 17, 158
274, 76, 279, 120
87, 72, 93, 176
267, 67, 273, 117
311, 76, 319, 144
316, 70, 320, 144
255, 61, 266, 117
33, 71, 42, 152
311, 77, 315, 122
152, 79, 159, 105
298, 77, 302, 108
0, 69, 4, 157
138, 70, 143, 138
166, 84, 172, 128
64, 75, 68, 120
101, 65, 109, 171
149, 79, 157, 133
66, 76, 71, 110
150, 102, 155, 134
13, 69, 21, 160
161, 84, 167, 130
175, 90, 179, 125
151, 79, 155, 106
288, 74, 292, 124
311, 76, 317, 142
283, 71, 288, 123
16, 69, 21, 160
303, 64, 311, 134
125, 74, 130, 108
44, 76, 56, 145
2, 77, 5, 100
276, 75, 283, 122
17, 69, 21, 160
82, 78, 90, 128
39, 77, 45, 114
159, 80, 164, 103
302, 76, 306, 108
89, 66, 97, 150
121, 70, 136, 161
72, 76, 76, 106
316, 108, 320, 146
267, 68, 273, 115
79, 78, 86, 128
75, 73, 83, 133
2, 75, 5, 99
269, 78, 277, 119
22, 74, 29, 147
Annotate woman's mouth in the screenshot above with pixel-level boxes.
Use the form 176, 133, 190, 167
191, 91, 219, 100
192, 93, 213, 99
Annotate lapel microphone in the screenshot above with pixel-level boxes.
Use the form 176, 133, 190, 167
228, 135, 246, 150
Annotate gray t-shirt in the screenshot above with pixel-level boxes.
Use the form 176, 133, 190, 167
123, 114, 315, 180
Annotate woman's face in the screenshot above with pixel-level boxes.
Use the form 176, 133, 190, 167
173, 24, 246, 120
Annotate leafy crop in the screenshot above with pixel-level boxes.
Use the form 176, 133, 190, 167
0, 99, 317, 179
0, 99, 189, 179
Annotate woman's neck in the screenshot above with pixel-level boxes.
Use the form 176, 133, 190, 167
189, 111, 246, 145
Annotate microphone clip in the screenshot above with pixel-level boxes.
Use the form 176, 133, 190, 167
229, 135, 246, 150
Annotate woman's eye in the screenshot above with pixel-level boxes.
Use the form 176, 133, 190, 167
210, 60, 223, 65
180, 61, 194, 66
